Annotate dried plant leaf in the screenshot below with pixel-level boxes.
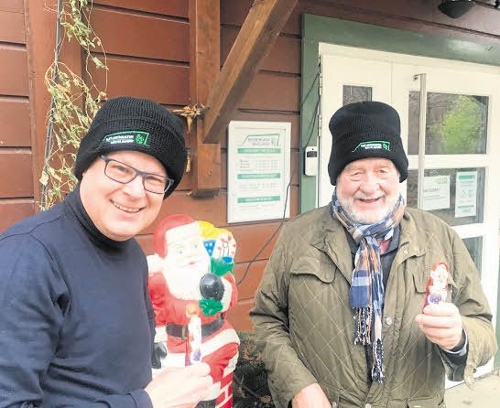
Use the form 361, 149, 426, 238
171, 104, 205, 133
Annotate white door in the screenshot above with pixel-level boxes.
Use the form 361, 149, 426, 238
319, 44, 500, 377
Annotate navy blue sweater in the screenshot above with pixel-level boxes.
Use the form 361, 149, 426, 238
0, 187, 155, 407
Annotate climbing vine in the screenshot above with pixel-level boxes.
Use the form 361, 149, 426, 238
40, 0, 107, 210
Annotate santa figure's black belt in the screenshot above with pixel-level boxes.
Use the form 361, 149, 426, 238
166, 316, 224, 339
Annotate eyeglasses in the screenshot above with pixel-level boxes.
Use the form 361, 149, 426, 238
100, 155, 174, 195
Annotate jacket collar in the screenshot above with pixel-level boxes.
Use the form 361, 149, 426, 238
311, 206, 427, 283
310, 206, 355, 283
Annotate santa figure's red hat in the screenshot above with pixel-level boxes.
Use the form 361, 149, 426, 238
153, 213, 197, 258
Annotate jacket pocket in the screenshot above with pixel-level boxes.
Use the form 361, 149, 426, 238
410, 265, 428, 312
411, 268, 427, 294
289, 257, 336, 284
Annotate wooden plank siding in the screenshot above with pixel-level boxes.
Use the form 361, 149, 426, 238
0, 0, 34, 230
223, 0, 500, 41
0, 4, 25, 44
93, 0, 188, 18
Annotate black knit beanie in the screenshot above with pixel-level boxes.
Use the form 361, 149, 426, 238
74, 97, 187, 199
328, 101, 408, 185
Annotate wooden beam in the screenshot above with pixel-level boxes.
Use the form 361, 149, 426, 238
203, 0, 298, 144
188, 0, 222, 197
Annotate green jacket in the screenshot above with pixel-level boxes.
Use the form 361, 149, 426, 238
251, 206, 497, 408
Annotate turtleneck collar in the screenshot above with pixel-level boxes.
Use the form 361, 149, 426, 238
64, 183, 133, 252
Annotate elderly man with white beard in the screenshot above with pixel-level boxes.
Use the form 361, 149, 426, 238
251, 101, 497, 408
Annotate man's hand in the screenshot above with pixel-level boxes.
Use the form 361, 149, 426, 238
292, 383, 331, 408
145, 362, 213, 408
415, 303, 465, 351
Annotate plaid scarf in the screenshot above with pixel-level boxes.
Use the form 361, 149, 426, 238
331, 192, 405, 383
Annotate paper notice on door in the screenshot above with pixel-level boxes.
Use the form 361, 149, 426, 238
455, 171, 478, 218
423, 175, 450, 211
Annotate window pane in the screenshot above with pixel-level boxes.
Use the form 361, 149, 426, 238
343, 86, 372, 106
406, 168, 485, 226
408, 92, 488, 155
463, 237, 482, 277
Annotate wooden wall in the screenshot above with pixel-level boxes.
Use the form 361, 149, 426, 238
1, 0, 499, 331
0, 0, 34, 231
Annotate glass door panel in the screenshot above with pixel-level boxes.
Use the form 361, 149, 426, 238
406, 167, 485, 226
463, 236, 483, 277
408, 92, 488, 155
343, 85, 373, 105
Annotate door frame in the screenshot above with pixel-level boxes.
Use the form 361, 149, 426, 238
318, 51, 499, 379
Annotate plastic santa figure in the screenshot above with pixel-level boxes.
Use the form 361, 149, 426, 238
148, 214, 240, 408
146, 255, 169, 369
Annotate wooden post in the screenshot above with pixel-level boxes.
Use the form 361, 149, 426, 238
24, 0, 58, 205
188, 0, 222, 197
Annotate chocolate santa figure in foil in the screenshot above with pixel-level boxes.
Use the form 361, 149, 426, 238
147, 214, 239, 408
424, 262, 449, 307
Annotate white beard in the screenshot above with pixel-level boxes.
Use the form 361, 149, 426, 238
162, 259, 210, 300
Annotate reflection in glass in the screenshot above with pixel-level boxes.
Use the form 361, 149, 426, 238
343, 86, 372, 106
406, 168, 484, 226
408, 92, 488, 155
463, 237, 482, 277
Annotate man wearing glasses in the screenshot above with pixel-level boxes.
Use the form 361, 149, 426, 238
0, 97, 213, 407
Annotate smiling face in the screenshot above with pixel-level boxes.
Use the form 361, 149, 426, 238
79, 150, 166, 241
336, 157, 400, 224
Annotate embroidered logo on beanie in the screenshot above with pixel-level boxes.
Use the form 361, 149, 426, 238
353, 141, 391, 152
101, 131, 151, 148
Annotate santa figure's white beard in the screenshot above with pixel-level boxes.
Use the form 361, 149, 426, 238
162, 259, 210, 300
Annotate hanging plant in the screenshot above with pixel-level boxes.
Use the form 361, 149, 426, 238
40, 0, 107, 210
